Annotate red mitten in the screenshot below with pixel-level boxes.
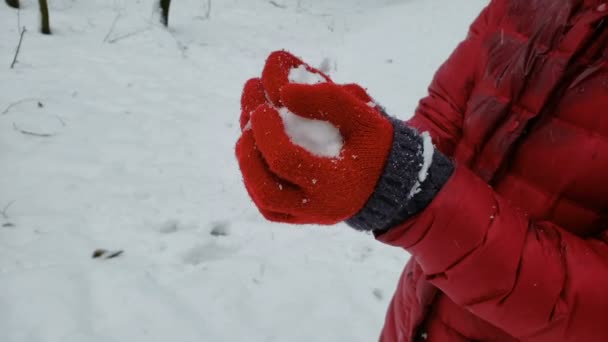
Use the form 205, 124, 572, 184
236, 51, 454, 230
236, 51, 393, 224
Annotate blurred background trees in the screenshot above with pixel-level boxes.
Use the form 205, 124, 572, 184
160, 0, 172, 27
39, 0, 51, 34
4, 0, 51, 34
5, 0, 19, 9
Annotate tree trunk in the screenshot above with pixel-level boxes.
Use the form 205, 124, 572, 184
160, 0, 171, 27
5, 0, 19, 9
39, 0, 51, 34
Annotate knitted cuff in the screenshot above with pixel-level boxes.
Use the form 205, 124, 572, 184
345, 118, 454, 232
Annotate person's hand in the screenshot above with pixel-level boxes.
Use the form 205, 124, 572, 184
236, 51, 451, 230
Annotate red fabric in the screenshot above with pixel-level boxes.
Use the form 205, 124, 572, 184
236, 51, 393, 224
378, 0, 608, 341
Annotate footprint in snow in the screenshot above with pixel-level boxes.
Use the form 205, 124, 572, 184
157, 219, 230, 236
157, 219, 198, 234
209, 221, 230, 237
158, 219, 181, 234
372, 288, 384, 301
182, 242, 237, 265
350, 245, 374, 262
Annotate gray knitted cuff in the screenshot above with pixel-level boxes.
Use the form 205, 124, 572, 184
345, 118, 454, 232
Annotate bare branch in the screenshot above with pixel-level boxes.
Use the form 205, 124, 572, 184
55, 115, 66, 127
103, 12, 123, 43
106, 27, 150, 44
106, 250, 124, 259
168, 30, 188, 58
0, 201, 15, 220
10, 26, 26, 69
13, 122, 56, 137
2, 97, 40, 115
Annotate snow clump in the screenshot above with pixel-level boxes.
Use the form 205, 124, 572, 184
288, 65, 327, 85
278, 107, 343, 158
408, 131, 434, 198
277, 66, 343, 157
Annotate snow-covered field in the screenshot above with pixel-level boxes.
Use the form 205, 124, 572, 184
0, 1, 486, 341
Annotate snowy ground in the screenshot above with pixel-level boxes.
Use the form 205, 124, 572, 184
0, 1, 486, 341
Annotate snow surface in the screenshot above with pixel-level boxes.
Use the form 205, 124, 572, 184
278, 107, 343, 158
288, 65, 327, 85
0, 1, 487, 341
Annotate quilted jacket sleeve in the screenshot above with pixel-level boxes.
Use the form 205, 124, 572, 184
406, 0, 504, 156
378, 165, 608, 340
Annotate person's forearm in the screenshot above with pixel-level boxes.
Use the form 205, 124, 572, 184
377, 165, 608, 340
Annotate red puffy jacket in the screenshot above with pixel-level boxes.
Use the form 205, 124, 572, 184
378, 0, 608, 341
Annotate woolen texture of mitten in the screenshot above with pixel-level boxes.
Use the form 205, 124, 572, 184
237, 81, 394, 224
236, 50, 454, 229
345, 117, 454, 232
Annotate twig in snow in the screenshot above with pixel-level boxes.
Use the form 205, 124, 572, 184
268, 0, 287, 9
0, 201, 15, 220
194, 0, 212, 21
106, 250, 124, 258
13, 122, 55, 137
55, 115, 66, 127
92, 249, 124, 259
10, 27, 26, 69
2, 97, 40, 115
106, 27, 150, 44
168, 30, 188, 58
103, 12, 123, 43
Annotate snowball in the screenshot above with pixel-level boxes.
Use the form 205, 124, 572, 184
281, 65, 341, 157
278, 107, 343, 158
408, 132, 434, 198
288, 65, 326, 85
